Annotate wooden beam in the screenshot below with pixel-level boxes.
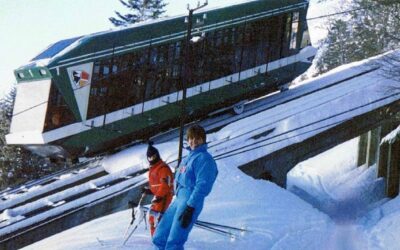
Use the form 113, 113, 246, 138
386, 140, 400, 198
366, 127, 380, 167
377, 122, 397, 178
357, 132, 368, 167
239, 99, 400, 188
378, 142, 389, 178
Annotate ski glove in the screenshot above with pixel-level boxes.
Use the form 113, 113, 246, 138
179, 205, 195, 228
141, 186, 153, 195
128, 200, 138, 208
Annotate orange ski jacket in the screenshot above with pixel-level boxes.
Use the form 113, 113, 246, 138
148, 160, 174, 212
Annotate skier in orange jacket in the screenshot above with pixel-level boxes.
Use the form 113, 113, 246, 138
142, 142, 174, 236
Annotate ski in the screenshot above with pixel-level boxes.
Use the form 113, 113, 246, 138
113, 196, 247, 245
196, 220, 250, 233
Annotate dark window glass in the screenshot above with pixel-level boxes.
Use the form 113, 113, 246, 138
86, 12, 292, 118
44, 81, 77, 131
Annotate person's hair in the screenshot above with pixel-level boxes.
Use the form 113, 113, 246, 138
186, 124, 206, 142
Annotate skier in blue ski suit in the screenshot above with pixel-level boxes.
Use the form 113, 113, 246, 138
153, 124, 218, 250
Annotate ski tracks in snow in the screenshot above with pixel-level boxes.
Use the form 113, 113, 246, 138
324, 224, 368, 250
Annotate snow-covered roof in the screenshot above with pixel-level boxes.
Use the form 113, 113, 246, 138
31, 36, 83, 61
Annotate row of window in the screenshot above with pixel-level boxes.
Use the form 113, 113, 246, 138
45, 11, 303, 129
86, 12, 302, 119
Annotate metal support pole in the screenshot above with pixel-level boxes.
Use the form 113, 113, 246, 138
177, 9, 193, 169
177, 1, 208, 168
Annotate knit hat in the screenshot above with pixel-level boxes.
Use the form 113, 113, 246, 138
147, 141, 160, 164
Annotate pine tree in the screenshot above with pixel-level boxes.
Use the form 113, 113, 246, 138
353, 0, 400, 80
314, 0, 400, 74
0, 88, 22, 188
317, 19, 358, 73
109, 0, 167, 27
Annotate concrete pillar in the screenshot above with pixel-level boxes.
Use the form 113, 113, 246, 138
357, 132, 369, 167
386, 140, 400, 198
366, 127, 380, 167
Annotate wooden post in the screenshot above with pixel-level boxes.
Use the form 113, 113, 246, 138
377, 122, 396, 178
378, 142, 389, 178
357, 132, 369, 167
386, 140, 400, 198
366, 127, 380, 167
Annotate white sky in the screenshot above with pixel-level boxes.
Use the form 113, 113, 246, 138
0, 0, 237, 98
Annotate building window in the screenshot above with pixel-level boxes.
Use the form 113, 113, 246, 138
44, 81, 77, 131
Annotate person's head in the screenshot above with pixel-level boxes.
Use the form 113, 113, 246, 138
186, 124, 206, 150
147, 141, 160, 165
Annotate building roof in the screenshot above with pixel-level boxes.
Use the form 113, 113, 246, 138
24, 0, 308, 69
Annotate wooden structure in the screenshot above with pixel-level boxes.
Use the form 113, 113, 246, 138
240, 100, 400, 187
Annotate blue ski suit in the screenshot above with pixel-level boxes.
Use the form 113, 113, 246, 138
152, 144, 218, 250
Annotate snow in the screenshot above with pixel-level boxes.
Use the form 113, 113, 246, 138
0, 171, 148, 236
24, 133, 397, 250
0, 165, 104, 211
102, 141, 178, 174
1, 0, 400, 247
381, 124, 400, 145
22, 53, 400, 249
24, 153, 333, 250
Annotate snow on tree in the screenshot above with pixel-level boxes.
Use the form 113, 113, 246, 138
314, 0, 400, 74
109, 0, 167, 27
316, 19, 359, 73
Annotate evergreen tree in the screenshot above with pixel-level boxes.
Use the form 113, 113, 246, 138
317, 19, 359, 73
109, 0, 167, 27
315, 0, 400, 74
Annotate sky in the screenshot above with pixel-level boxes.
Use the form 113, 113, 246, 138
0, 0, 340, 99
0, 0, 241, 98
2, 50, 400, 249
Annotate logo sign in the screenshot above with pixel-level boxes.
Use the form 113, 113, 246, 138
72, 70, 90, 88
66, 62, 93, 120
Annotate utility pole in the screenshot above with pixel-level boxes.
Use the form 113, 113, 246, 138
177, 0, 208, 168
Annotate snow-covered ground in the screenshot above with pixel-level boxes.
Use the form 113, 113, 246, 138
12, 50, 400, 250
23, 127, 400, 250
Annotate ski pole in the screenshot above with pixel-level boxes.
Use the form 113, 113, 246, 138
194, 223, 237, 239
122, 193, 147, 246
122, 208, 147, 246
122, 221, 141, 246
196, 220, 250, 233
129, 205, 246, 235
